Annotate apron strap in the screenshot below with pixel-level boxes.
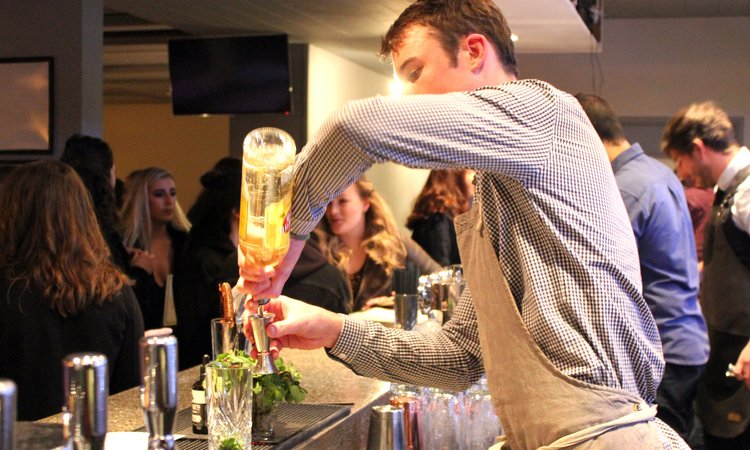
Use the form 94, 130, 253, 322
538, 404, 657, 449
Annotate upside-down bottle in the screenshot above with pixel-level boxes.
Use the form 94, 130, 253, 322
239, 128, 295, 273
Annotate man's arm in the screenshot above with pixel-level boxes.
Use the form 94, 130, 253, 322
327, 285, 484, 390
290, 83, 558, 238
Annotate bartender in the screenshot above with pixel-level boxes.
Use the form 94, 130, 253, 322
239, 0, 687, 448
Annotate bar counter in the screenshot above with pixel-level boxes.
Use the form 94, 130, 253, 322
34, 348, 391, 449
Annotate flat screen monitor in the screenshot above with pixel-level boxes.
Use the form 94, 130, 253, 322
168, 34, 291, 115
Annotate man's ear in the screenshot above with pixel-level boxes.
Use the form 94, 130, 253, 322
691, 137, 707, 159
464, 33, 487, 72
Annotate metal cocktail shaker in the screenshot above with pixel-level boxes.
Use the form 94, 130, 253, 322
367, 405, 407, 450
139, 335, 178, 450
62, 353, 108, 450
0, 379, 16, 450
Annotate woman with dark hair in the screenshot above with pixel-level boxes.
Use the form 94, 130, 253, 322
176, 160, 243, 367
406, 169, 474, 265
0, 161, 143, 420
61, 134, 130, 271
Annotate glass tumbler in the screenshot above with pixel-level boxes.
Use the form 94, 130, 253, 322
205, 362, 254, 450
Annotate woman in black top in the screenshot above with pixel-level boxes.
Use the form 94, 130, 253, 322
0, 161, 144, 420
119, 167, 190, 330
406, 169, 474, 266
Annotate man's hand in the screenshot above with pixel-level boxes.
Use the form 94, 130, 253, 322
242, 295, 345, 359
237, 238, 306, 299
733, 341, 750, 390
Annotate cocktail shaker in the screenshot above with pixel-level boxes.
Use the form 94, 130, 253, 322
367, 405, 406, 450
139, 335, 178, 450
0, 379, 16, 450
62, 353, 108, 450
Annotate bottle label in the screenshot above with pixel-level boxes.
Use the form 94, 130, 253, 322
192, 389, 206, 431
192, 389, 205, 404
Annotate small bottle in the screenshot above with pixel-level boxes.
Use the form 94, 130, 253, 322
191, 355, 210, 434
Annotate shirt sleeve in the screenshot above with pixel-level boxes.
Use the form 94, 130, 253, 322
731, 177, 750, 233
328, 285, 484, 390
291, 82, 557, 236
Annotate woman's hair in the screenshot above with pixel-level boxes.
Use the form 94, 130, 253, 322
318, 177, 407, 276
60, 134, 119, 234
0, 161, 127, 317
119, 167, 191, 251
406, 169, 472, 228
187, 158, 241, 238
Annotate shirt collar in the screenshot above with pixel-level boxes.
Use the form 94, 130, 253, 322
717, 146, 750, 190
610, 143, 644, 173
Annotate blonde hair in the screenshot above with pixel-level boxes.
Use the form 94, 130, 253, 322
119, 167, 191, 251
319, 177, 407, 276
0, 161, 127, 317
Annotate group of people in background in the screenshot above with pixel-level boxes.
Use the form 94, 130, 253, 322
1, 99, 748, 447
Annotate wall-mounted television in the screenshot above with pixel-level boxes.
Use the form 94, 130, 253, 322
168, 34, 292, 115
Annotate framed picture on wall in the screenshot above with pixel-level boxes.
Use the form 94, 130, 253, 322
0, 57, 54, 155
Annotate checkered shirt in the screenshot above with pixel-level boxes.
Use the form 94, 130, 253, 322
291, 79, 664, 404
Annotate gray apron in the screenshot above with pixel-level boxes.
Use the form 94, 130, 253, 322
455, 204, 685, 449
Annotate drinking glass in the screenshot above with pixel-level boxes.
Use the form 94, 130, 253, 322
211, 318, 244, 360
458, 377, 502, 450
205, 362, 254, 450
419, 387, 461, 450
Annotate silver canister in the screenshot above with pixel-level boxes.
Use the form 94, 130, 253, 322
394, 294, 419, 331
139, 335, 178, 450
367, 405, 407, 450
62, 353, 108, 450
0, 379, 16, 450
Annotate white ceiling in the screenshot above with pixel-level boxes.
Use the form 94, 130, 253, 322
101, 0, 750, 104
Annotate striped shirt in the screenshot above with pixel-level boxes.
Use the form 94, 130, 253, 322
291, 79, 664, 404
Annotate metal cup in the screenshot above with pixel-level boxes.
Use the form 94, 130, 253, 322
62, 353, 108, 450
394, 294, 419, 331
367, 405, 406, 450
139, 335, 178, 450
0, 379, 16, 450
249, 312, 277, 374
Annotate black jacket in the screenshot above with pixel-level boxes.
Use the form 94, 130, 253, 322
0, 279, 143, 420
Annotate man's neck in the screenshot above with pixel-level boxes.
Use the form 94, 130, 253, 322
713, 144, 743, 184
602, 139, 632, 163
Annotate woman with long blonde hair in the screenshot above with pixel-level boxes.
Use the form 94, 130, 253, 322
0, 161, 143, 420
317, 176, 440, 312
119, 167, 190, 329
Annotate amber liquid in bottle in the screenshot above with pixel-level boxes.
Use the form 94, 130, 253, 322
239, 128, 295, 268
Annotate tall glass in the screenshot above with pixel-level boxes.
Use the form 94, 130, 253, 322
205, 363, 254, 450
